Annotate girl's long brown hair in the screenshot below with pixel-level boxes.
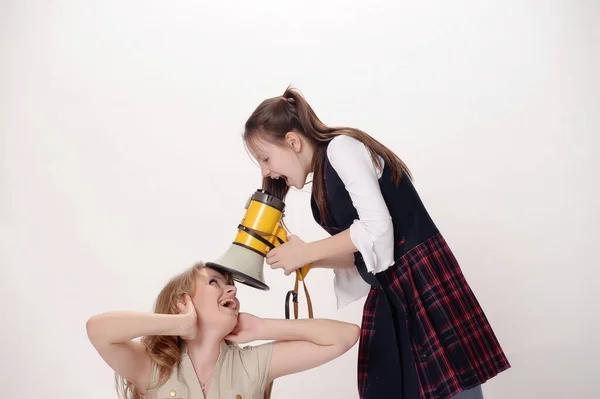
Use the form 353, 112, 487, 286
243, 86, 412, 222
115, 262, 273, 399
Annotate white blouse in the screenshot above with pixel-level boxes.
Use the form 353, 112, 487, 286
324, 135, 396, 309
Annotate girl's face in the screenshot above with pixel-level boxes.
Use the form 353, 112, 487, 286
192, 267, 240, 334
247, 132, 312, 190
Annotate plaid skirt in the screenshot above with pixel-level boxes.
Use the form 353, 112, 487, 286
358, 233, 510, 399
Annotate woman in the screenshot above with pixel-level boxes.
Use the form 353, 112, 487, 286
86, 262, 360, 399
241, 86, 510, 399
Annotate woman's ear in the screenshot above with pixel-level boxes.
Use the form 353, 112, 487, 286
285, 132, 302, 153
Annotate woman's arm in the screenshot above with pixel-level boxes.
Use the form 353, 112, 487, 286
86, 295, 197, 392
266, 317, 360, 381
226, 314, 360, 382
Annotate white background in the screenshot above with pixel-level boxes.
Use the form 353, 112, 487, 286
1, 1, 599, 398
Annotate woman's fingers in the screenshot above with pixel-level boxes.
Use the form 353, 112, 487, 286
176, 294, 194, 314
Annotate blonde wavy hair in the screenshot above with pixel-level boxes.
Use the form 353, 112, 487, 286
115, 262, 273, 399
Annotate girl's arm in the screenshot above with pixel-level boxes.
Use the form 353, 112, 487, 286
308, 135, 395, 272
226, 314, 360, 382
86, 296, 197, 392
268, 233, 357, 273
267, 136, 394, 275
307, 229, 357, 266
309, 241, 356, 269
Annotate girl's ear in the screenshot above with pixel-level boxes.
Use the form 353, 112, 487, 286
285, 132, 302, 153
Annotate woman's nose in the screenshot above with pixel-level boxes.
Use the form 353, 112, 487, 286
226, 285, 237, 296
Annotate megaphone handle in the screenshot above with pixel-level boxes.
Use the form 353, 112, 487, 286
298, 264, 311, 280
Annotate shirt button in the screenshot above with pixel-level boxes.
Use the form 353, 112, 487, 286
236, 395, 243, 399
170, 390, 177, 397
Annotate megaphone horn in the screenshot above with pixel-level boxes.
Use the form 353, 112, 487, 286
206, 189, 313, 318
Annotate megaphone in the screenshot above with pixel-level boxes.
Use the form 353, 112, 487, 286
206, 189, 313, 318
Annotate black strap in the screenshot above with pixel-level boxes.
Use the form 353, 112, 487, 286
284, 290, 297, 319
237, 224, 275, 249
284, 268, 314, 320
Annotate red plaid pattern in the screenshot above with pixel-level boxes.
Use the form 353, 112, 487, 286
357, 288, 378, 397
314, 146, 510, 398
358, 233, 510, 399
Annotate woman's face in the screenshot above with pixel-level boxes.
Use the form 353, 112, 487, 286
191, 267, 240, 334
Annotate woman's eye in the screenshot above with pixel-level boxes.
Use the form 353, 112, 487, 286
209, 279, 218, 285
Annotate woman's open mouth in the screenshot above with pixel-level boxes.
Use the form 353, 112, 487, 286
219, 298, 237, 310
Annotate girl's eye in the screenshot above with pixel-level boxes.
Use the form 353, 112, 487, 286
209, 278, 218, 285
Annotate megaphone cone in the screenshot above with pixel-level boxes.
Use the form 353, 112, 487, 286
207, 189, 312, 321
206, 189, 286, 291
206, 244, 269, 291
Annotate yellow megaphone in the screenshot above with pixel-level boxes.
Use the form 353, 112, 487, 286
206, 189, 313, 319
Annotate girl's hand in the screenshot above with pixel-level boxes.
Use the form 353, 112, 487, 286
176, 294, 198, 341
225, 313, 265, 344
265, 235, 310, 276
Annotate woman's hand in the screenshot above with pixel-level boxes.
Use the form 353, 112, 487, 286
176, 294, 198, 341
225, 313, 265, 344
265, 235, 311, 275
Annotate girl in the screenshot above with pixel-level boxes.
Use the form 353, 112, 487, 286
86, 261, 360, 399
242, 87, 510, 399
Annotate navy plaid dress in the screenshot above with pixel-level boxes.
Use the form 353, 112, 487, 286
310, 151, 510, 399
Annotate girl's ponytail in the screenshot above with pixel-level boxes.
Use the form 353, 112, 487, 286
244, 86, 411, 223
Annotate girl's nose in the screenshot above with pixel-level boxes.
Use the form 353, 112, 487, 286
261, 165, 270, 178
